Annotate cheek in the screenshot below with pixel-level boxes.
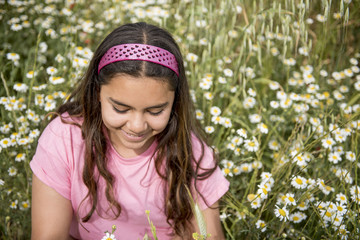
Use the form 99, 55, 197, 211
148, 114, 171, 131
101, 106, 125, 128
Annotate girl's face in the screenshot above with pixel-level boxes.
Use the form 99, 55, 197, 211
99, 74, 175, 158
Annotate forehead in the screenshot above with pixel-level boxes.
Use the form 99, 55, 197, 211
100, 74, 174, 106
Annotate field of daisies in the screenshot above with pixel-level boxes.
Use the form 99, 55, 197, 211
1, 0, 360, 239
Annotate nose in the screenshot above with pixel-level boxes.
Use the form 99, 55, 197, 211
127, 112, 147, 134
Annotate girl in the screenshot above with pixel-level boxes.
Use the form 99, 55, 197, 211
31, 22, 229, 239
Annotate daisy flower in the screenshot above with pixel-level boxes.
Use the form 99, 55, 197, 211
222, 167, 233, 177
10, 200, 18, 209
336, 193, 348, 205
317, 179, 334, 195
321, 137, 335, 149
296, 201, 309, 211
247, 88, 256, 97
260, 172, 272, 181
335, 202, 347, 216
320, 69, 328, 77
240, 163, 253, 173
255, 220, 267, 232
243, 97, 256, 109
244, 137, 259, 152
257, 123, 268, 134
303, 73, 315, 84
26, 70, 37, 78
204, 92, 213, 100
257, 184, 270, 200
276, 91, 287, 100
211, 115, 222, 125
291, 176, 307, 189
280, 98, 292, 108
101, 232, 116, 240
186, 53, 198, 62
316, 14, 327, 22
7, 52, 20, 62
328, 152, 342, 164
204, 126, 214, 134
0, 138, 12, 148
223, 68, 233, 77
199, 80, 212, 90
236, 128, 247, 138
221, 159, 234, 169
210, 106, 221, 116
283, 58, 296, 66
289, 211, 305, 223
350, 185, 360, 204
13, 83, 29, 92
270, 101, 279, 109
20, 200, 30, 210
231, 136, 243, 146
248, 194, 262, 209
268, 139, 280, 150
293, 154, 308, 167
235, 211, 246, 220
44, 101, 57, 111
232, 166, 241, 175
269, 81, 280, 90
218, 77, 227, 84
46, 66, 58, 75
249, 114, 261, 123
345, 151, 356, 162
15, 153, 25, 162
274, 205, 289, 221
320, 209, 333, 222
284, 193, 297, 206
195, 110, 204, 120
8, 167, 17, 176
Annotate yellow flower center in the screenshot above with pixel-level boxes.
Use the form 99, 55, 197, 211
278, 209, 286, 217
247, 194, 256, 201
295, 178, 303, 185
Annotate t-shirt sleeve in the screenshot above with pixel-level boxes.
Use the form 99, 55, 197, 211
30, 117, 74, 200
191, 135, 230, 210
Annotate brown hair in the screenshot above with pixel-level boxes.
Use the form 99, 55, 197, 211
55, 22, 217, 237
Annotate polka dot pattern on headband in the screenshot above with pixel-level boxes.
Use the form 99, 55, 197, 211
98, 43, 179, 76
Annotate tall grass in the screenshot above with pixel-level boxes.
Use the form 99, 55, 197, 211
0, 0, 359, 239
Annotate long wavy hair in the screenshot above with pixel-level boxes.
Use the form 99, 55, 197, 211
55, 22, 217, 237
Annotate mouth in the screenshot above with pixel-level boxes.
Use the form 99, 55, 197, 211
121, 129, 147, 141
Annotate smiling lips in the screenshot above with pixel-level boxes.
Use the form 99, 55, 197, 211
121, 129, 147, 141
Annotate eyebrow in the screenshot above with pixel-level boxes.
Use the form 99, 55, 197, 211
109, 97, 169, 109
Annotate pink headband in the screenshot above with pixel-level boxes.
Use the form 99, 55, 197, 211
98, 43, 179, 76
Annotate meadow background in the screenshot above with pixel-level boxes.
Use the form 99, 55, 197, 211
1, 0, 360, 239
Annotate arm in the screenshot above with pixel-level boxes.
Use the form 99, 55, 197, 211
173, 201, 225, 240
31, 174, 74, 240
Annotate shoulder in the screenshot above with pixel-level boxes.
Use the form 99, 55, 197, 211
39, 113, 84, 145
190, 132, 216, 166
190, 132, 213, 153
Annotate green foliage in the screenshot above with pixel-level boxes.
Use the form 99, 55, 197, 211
1, 0, 360, 239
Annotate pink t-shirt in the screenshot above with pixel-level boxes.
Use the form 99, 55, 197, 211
30, 114, 229, 239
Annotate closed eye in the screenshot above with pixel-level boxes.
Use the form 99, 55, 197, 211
113, 106, 129, 113
148, 109, 164, 116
